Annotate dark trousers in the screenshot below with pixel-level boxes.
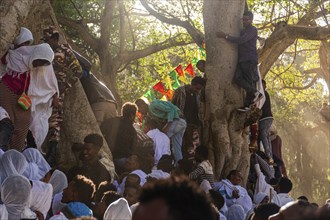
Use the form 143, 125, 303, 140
233, 61, 259, 106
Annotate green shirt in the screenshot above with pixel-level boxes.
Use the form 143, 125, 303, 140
149, 100, 180, 122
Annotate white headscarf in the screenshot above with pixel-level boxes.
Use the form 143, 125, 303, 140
28, 44, 57, 151
23, 162, 39, 180
254, 192, 268, 205
49, 169, 68, 196
1, 174, 32, 220
227, 204, 246, 220
29, 43, 54, 67
30, 180, 53, 218
22, 148, 51, 180
14, 27, 33, 46
0, 149, 28, 182
103, 198, 132, 220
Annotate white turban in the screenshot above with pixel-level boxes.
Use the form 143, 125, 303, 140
0, 150, 28, 181
1, 174, 32, 220
14, 27, 33, 46
49, 169, 68, 196
23, 148, 51, 180
30, 180, 53, 218
103, 198, 132, 220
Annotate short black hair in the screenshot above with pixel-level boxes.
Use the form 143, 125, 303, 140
278, 177, 293, 193
136, 176, 215, 220
122, 102, 138, 118
72, 175, 96, 205
195, 145, 208, 160
226, 170, 240, 180
243, 11, 254, 20
298, 195, 309, 202
157, 154, 174, 173
191, 76, 206, 87
253, 203, 280, 219
84, 133, 103, 148
102, 191, 122, 207
94, 181, 117, 202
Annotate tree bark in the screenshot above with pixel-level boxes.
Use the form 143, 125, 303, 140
203, 0, 250, 182
0, 0, 114, 174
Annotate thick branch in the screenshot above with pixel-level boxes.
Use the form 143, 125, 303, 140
57, 15, 99, 51
282, 75, 318, 90
118, 0, 126, 53
111, 36, 193, 72
259, 1, 330, 77
100, 0, 116, 50
140, 0, 204, 46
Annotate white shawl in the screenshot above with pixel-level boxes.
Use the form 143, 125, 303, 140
30, 180, 53, 218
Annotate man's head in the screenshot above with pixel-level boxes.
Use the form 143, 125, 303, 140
252, 203, 280, 220
124, 184, 141, 206
226, 170, 243, 185
93, 190, 121, 218
124, 155, 140, 172
277, 177, 292, 193
81, 133, 103, 164
62, 175, 96, 205
269, 200, 315, 220
195, 145, 209, 163
122, 102, 138, 123
243, 11, 254, 28
190, 76, 206, 94
196, 60, 206, 73
135, 98, 149, 117
42, 26, 60, 50
157, 155, 174, 173
133, 176, 215, 220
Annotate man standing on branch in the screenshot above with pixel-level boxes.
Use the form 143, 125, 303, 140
216, 11, 262, 111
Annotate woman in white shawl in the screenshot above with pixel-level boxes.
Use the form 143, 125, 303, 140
103, 198, 132, 220
30, 179, 53, 219
42, 169, 68, 197
1, 174, 33, 220
23, 148, 51, 180
0, 42, 54, 151
28, 47, 58, 151
0, 149, 27, 183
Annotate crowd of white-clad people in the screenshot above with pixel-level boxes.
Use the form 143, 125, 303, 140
0, 26, 329, 220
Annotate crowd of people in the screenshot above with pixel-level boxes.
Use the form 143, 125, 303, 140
0, 10, 329, 220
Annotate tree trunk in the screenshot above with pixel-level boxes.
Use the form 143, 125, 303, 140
0, 0, 114, 174
203, 0, 250, 182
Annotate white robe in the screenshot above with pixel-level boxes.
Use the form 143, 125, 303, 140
215, 179, 252, 213
254, 164, 294, 207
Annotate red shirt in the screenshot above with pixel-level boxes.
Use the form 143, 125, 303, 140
2, 70, 30, 95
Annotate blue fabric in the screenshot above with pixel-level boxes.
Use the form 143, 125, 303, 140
66, 202, 93, 217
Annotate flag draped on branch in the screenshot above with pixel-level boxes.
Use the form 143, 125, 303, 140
142, 45, 206, 102
175, 65, 184, 76
153, 81, 166, 95
184, 63, 194, 77
170, 71, 180, 90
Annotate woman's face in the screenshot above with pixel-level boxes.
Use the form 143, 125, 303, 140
32, 59, 50, 67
